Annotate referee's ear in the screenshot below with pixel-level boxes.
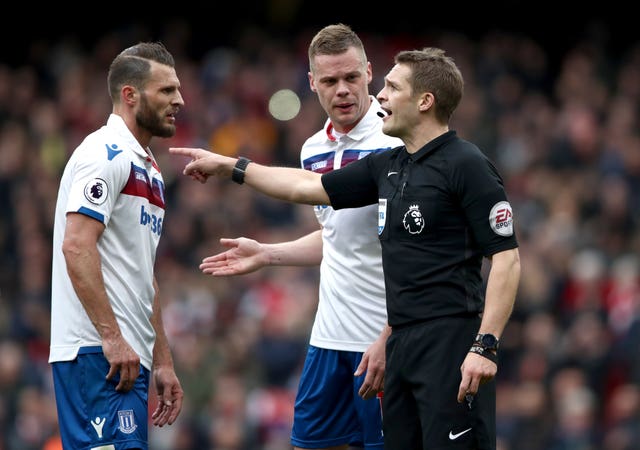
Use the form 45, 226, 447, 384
418, 92, 434, 112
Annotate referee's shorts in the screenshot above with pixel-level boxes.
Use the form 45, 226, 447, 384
383, 314, 496, 449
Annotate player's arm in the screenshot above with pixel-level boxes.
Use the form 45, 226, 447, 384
200, 230, 324, 276
62, 212, 140, 392
149, 277, 183, 427
457, 247, 520, 402
169, 147, 330, 205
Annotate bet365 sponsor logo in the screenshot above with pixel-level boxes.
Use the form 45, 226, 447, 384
140, 205, 162, 236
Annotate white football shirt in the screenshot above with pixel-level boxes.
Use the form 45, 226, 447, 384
300, 97, 403, 351
49, 114, 165, 370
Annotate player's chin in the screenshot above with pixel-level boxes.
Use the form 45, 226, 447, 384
157, 124, 177, 138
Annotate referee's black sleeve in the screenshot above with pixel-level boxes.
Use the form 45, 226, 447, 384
321, 155, 379, 210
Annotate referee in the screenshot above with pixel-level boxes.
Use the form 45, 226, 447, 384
170, 46, 520, 450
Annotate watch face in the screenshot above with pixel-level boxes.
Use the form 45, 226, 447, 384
481, 334, 499, 349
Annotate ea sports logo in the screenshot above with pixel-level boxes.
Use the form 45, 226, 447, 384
489, 201, 513, 236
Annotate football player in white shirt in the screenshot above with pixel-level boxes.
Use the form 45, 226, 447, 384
50, 42, 184, 450
194, 24, 402, 450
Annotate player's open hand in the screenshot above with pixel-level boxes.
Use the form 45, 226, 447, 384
200, 237, 269, 276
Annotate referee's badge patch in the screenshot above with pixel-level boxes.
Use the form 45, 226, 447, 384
378, 198, 387, 235
84, 178, 108, 205
403, 204, 425, 235
489, 201, 513, 236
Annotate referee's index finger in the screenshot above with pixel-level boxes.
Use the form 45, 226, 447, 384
168, 147, 196, 157
457, 372, 473, 402
169, 147, 204, 159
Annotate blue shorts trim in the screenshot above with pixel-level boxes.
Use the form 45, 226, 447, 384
291, 346, 384, 449
51, 347, 150, 450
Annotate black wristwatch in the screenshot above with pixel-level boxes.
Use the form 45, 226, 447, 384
469, 333, 499, 364
232, 156, 252, 184
474, 333, 499, 351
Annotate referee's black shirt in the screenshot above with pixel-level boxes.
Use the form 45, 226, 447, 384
321, 131, 518, 328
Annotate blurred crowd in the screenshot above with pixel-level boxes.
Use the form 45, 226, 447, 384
1, 19, 640, 450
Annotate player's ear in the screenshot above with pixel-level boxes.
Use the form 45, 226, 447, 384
308, 72, 317, 92
122, 85, 138, 105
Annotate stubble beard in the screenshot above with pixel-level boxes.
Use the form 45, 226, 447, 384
136, 94, 176, 139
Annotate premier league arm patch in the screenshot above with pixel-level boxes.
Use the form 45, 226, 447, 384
84, 178, 109, 205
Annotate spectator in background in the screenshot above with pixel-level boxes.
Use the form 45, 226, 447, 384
196, 24, 402, 450
49, 42, 184, 449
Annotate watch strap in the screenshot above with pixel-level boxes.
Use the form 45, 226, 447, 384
232, 157, 252, 184
469, 344, 498, 364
